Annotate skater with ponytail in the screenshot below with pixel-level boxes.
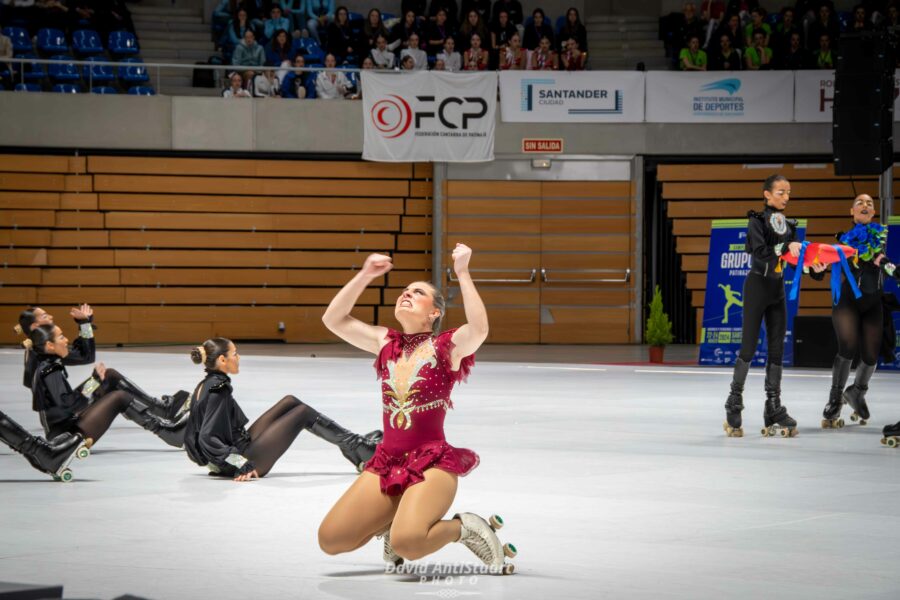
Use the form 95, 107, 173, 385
317, 244, 516, 574
182, 337, 382, 481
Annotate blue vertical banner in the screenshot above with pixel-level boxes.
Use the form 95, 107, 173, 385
698, 218, 807, 366
879, 217, 900, 370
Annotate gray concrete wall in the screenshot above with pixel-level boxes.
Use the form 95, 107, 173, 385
0, 93, 840, 156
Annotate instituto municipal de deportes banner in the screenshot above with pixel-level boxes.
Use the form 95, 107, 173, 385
699, 218, 807, 367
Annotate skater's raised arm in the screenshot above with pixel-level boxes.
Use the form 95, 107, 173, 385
322, 253, 391, 354
64, 304, 96, 367
449, 244, 489, 366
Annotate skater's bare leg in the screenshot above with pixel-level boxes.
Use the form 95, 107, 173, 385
318, 471, 401, 555
390, 468, 461, 561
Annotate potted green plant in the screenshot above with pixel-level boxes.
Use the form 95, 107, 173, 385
645, 285, 674, 363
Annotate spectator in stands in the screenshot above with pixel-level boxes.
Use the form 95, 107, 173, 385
433, 57, 446, 69
400, 53, 416, 69
523, 8, 554, 51
0, 29, 13, 90
558, 7, 587, 53
709, 32, 742, 69
223, 71, 251, 98
35, 0, 69, 34
242, 0, 269, 24
426, 8, 454, 55
280, 54, 310, 98
303, 0, 335, 44
778, 30, 810, 68
815, 32, 833, 68
437, 35, 461, 70
71, 0, 98, 32
744, 29, 771, 69
225, 8, 252, 54
459, 0, 490, 23
266, 29, 295, 65
401, 31, 428, 68
715, 13, 744, 52
402, 0, 427, 18
680, 33, 708, 70
316, 53, 351, 98
851, 4, 874, 30
361, 8, 389, 58
772, 7, 800, 58
389, 10, 422, 51
500, 30, 525, 68
491, 0, 523, 26
743, 7, 770, 48
370, 33, 396, 68
677, 3, 707, 57
807, 3, 840, 52
529, 34, 558, 69
253, 69, 280, 97
699, 0, 726, 47
457, 9, 488, 51
326, 6, 356, 64
462, 31, 489, 69
883, 1, 900, 28
101, 0, 135, 36
264, 5, 291, 43
233, 29, 266, 68
560, 36, 586, 70
429, 0, 459, 28
490, 8, 516, 66
274, 0, 302, 34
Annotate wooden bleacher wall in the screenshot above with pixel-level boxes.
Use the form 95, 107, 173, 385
657, 163, 897, 341
0, 154, 432, 345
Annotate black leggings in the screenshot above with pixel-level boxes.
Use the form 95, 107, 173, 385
242, 395, 319, 477
738, 272, 787, 365
833, 290, 883, 366
75, 390, 134, 443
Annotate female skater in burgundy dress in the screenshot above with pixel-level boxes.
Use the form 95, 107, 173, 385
317, 244, 516, 574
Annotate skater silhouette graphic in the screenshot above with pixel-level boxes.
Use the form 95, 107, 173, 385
718, 284, 743, 325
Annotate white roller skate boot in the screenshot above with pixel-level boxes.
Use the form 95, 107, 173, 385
454, 513, 516, 575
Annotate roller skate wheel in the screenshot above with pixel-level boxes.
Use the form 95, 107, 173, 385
820, 419, 829, 429
76, 445, 90, 460
859, 419, 867, 426
489, 515, 504, 530
850, 413, 859, 422
887, 437, 898, 448
502, 563, 515, 576
503, 543, 517, 558
779, 428, 789, 438
837, 419, 844, 428
761, 427, 769, 437
84, 437, 94, 449
58, 469, 73, 483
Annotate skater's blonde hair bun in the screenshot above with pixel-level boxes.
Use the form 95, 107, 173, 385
190, 338, 232, 370
21, 338, 33, 350
13, 324, 23, 335
190, 345, 207, 365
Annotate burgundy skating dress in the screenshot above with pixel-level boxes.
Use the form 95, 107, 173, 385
364, 328, 479, 496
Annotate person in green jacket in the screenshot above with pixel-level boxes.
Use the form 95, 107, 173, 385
680, 34, 707, 71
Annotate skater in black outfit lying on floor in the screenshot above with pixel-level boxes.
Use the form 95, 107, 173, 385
17, 305, 189, 421
28, 324, 189, 449
723, 174, 805, 438
183, 338, 382, 481
810, 194, 900, 430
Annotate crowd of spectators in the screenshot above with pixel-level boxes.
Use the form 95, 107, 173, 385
663, 1, 898, 71
214, 1, 591, 100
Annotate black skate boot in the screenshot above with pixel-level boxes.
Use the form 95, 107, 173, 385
723, 358, 750, 437
761, 363, 798, 438
843, 362, 875, 425
822, 356, 851, 429
112, 375, 191, 421
123, 400, 190, 448
0, 410, 90, 482
882, 421, 900, 448
307, 414, 381, 472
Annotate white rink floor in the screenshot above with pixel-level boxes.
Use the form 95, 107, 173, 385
2, 347, 900, 600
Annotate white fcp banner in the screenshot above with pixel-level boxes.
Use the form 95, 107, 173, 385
646, 71, 794, 123
362, 71, 497, 162
498, 71, 645, 122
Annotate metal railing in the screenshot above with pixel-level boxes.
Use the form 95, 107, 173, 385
1, 56, 364, 95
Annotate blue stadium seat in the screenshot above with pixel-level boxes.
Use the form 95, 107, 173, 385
52, 83, 80, 93
83, 56, 115, 84
555, 15, 566, 33
17, 54, 46, 82
127, 86, 156, 95
2, 27, 33, 53
838, 11, 852, 31
14, 83, 41, 92
48, 55, 80, 82
37, 28, 69, 54
118, 57, 149, 84
348, 11, 364, 34
72, 29, 105, 55
108, 30, 140, 55
381, 12, 396, 21
305, 75, 317, 99
91, 86, 118, 94
293, 37, 325, 65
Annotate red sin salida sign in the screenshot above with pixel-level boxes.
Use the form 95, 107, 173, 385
522, 139, 563, 153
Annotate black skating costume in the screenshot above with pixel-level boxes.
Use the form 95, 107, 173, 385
724, 205, 799, 437
31, 354, 188, 448
22, 315, 188, 422
0, 409, 90, 482
183, 370, 383, 477
814, 222, 899, 428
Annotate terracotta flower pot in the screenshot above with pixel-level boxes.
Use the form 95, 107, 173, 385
648, 345, 665, 364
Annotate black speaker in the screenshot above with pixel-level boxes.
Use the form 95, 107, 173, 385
793, 316, 839, 368
836, 31, 895, 74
